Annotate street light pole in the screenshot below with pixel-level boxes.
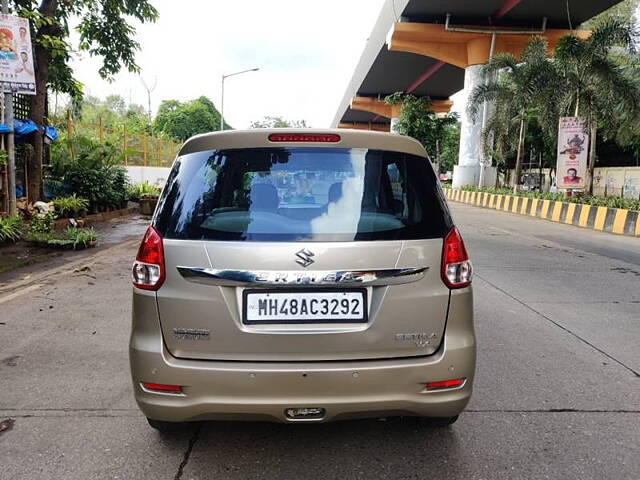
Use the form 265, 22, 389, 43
2, 0, 16, 215
220, 67, 259, 131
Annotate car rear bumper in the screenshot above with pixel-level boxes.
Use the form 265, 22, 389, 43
129, 289, 475, 423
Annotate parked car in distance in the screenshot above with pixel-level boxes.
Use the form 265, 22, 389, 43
130, 129, 475, 431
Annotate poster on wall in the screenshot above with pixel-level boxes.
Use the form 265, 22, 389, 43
624, 169, 640, 199
0, 14, 35, 95
556, 117, 589, 190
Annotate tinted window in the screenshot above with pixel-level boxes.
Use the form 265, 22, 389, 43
154, 148, 452, 241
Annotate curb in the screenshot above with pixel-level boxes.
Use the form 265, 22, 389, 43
444, 188, 640, 237
52, 205, 139, 231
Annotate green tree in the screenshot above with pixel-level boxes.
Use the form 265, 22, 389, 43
250, 116, 309, 128
384, 93, 459, 163
153, 97, 228, 142
11, 0, 158, 202
582, 0, 639, 29
438, 121, 460, 173
75, 94, 149, 134
468, 37, 556, 192
550, 17, 640, 192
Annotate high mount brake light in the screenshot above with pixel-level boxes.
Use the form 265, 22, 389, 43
268, 133, 341, 143
132, 226, 165, 291
441, 226, 472, 289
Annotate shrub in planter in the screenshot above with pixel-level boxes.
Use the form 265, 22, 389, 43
52, 194, 89, 218
0, 215, 22, 244
46, 134, 129, 212
129, 182, 161, 215
139, 197, 159, 215
127, 181, 161, 201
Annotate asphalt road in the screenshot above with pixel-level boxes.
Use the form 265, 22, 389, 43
0, 205, 638, 480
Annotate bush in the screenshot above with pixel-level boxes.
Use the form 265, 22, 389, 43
25, 227, 98, 250
0, 215, 22, 243
24, 231, 53, 244
46, 134, 129, 211
28, 212, 56, 235
52, 194, 89, 217
127, 181, 161, 202
64, 227, 98, 249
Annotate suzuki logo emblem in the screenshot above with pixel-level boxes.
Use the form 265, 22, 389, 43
294, 248, 315, 268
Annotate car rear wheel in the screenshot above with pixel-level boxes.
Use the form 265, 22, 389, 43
418, 415, 459, 427
146, 417, 188, 433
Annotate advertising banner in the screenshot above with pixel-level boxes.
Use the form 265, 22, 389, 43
0, 14, 35, 95
556, 117, 588, 190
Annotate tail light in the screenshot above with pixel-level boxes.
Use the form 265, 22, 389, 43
132, 226, 165, 290
441, 226, 472, 289
425, 378, 466, 391
141, 382, 182, 394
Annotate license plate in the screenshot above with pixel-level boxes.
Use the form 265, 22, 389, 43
243, 289, 367, 324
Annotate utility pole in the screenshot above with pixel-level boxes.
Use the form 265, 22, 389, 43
220, 67, 259, 131
140, 76, 157, 130
2, 0, 16, 215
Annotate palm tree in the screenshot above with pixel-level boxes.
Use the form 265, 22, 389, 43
550, 17, 640, 193
468, 37, 555, 192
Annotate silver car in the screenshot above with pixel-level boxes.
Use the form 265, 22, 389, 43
130, 129, 475, 431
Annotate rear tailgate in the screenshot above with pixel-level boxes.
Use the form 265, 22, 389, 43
156, 239, 449, 361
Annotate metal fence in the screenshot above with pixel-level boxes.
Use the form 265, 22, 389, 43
64, 113, 181, 168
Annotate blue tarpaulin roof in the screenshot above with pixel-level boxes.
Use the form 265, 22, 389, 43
44, 125, 58, 142
14, 119, 39, 137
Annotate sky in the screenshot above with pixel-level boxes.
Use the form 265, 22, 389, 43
69, 0, 388, 129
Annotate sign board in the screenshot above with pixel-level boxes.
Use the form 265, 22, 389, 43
0, 14, 35, 95
556, 117, 588, 190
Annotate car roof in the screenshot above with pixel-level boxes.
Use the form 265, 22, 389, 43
179, 129, 427, 158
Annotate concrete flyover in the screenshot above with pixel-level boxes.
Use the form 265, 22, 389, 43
332, 0, 621, 187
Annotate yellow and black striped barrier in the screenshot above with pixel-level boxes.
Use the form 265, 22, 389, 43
444, 188, 640, 237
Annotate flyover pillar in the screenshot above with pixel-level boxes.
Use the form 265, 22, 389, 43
387, 22, 587, 187
453, 64, 493, 187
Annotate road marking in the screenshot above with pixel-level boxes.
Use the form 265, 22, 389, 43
0, 283, 45, 305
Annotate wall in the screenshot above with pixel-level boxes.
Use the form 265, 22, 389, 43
593, 167, 640, 199
504, 166, 640, 200
125, 166, 171, 187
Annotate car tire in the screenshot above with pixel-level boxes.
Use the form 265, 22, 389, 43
418, 415, 459, 427
146, 417, 188, 432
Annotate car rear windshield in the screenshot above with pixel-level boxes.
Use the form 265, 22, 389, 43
153, 147, 452, 242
